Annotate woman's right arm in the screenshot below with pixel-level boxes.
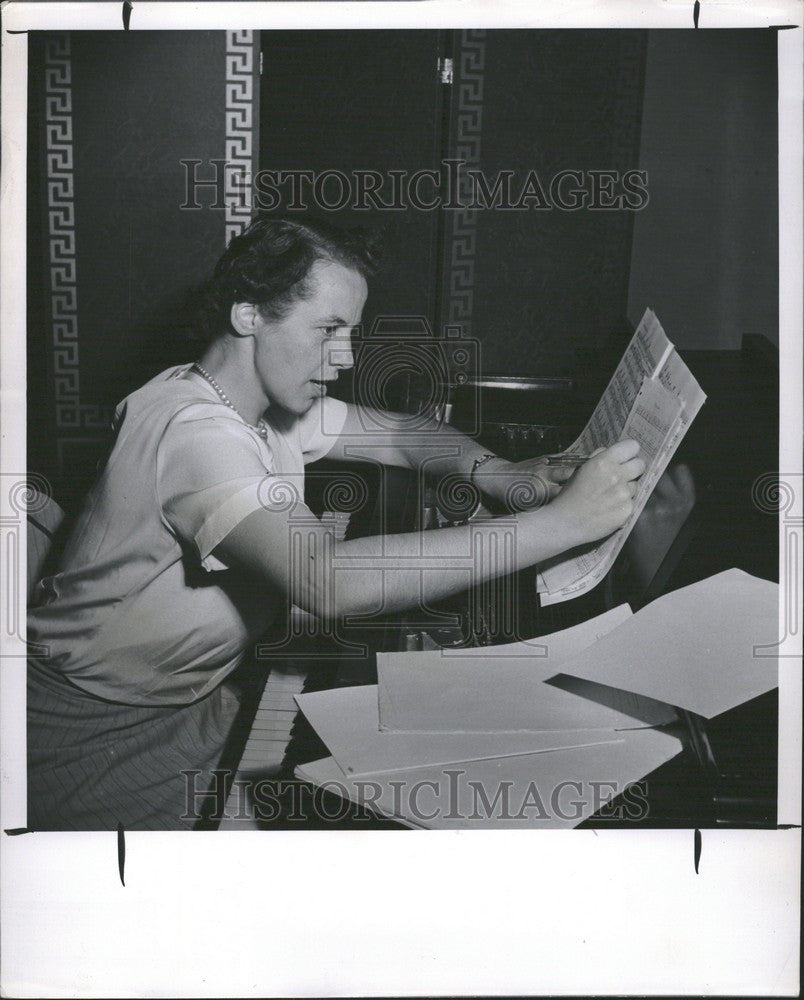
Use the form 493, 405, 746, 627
214, 439, 645, 622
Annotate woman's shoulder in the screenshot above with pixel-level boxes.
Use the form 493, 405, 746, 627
116, 365, 240, 428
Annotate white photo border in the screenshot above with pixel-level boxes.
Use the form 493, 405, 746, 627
1, 3, 801, 997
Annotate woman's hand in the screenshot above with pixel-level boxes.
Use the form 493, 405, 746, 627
547, 440, 646, 546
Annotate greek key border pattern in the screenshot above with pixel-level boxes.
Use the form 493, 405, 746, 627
225, 30, 258, 245
447, 30, 486, 338
45, 33, 110, 432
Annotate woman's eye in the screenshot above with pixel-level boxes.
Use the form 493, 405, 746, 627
320, 326, 339, 338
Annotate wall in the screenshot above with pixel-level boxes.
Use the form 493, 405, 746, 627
27, 29, 779, 507
258, 30, 647, 382
462, 30, 647, 375
627, 30, 778, 350
258, 30, 445, 335
27, 30, 259, 503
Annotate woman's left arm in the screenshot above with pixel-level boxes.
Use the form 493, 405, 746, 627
324, 403, 572, 510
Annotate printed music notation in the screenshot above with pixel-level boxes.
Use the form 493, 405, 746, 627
537, 308, 706, 605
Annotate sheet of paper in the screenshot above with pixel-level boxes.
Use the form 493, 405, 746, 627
539, 377, 684, 595
539, 312, 707, 605
377, 607, 677, 733
295, 726, 684, 830
376, 606, 634, 729
568, 307, 673, 454
378, 655, 677, 733
295, 685, 623, 777
436, 603, 633, 659
556, 569, 779, 717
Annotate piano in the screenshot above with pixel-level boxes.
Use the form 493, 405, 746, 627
213, 335, 780, 830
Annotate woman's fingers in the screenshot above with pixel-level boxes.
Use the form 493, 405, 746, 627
545, 464, 575, 484
605, 438, 641, 463
620, 456, 646, 481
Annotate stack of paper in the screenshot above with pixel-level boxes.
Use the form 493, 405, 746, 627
293, 570, 778, 829
376, 646, 677, 736
296, 684, 628, 776
537, 307, 707, 604
296, 728, 684, 830
295, 606, 650, 775
293, 606, 686, 828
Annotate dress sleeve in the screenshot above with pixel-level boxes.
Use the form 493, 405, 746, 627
298, 396, 348, 464
155, 402, 273, 571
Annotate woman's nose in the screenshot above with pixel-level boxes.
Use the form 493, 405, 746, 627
327, 338, 354, 371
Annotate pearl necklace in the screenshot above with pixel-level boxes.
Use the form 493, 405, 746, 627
191, 363, 269, 440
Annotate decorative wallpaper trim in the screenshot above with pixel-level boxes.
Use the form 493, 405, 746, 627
45, 33, 110, 433
446, 29, 487, 339
225, 30, 259, 245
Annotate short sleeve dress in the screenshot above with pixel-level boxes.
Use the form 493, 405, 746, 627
26, 364, 347, 830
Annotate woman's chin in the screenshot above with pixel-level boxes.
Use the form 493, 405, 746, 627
284, 396, 318, 416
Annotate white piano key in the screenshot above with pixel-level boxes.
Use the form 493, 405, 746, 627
221, 658, 311, 825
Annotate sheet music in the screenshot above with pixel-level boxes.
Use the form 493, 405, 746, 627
569, 307, 673, 454
539, 377, 684, 596
538, 309, 706, 605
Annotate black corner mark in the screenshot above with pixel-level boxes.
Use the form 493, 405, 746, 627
122, 1, 133, 31
694, 828, 702, 874
117, 822, 126, 886
4, 827, 34, 835
693, 1, 700, 29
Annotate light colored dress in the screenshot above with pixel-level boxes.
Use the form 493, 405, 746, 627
27, 364, 346, 830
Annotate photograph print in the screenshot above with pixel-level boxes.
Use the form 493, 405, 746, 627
20, 26, 783, 833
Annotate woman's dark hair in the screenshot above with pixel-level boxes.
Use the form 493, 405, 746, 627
196, 216, 381, 344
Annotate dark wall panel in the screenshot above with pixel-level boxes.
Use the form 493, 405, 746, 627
27, 31, 238, 502
69, 31, 227, 404
628, 30, 778, 350
462, 31, 647, 376
259, 30, 445, 334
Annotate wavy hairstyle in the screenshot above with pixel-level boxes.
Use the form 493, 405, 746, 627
195, 216, 381, 344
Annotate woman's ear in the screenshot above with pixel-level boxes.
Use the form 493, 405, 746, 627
230, 302, 262, 338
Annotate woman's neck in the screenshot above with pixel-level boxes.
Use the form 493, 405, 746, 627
197, 341, 268, 425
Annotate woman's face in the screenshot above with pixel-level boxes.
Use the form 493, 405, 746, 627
252, 260, 367, 415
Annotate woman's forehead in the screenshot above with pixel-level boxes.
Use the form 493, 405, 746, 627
298, 260, 368, 320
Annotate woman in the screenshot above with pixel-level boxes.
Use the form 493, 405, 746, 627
27, 217, 644, 830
